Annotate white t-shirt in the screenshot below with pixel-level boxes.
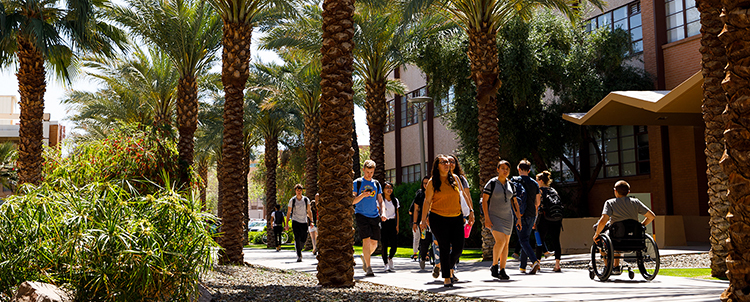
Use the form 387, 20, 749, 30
288, 196, 308, 223
382, 197, 400, 220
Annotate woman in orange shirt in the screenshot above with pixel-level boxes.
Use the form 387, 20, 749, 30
420, 154, 467, 287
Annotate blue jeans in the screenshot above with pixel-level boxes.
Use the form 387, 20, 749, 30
517, 216, 539, 269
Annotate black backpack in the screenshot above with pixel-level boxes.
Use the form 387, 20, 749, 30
541, 187, 564, 222
273, 210, 284, 225
290, 196, 309, 217
483, 177, 525, 217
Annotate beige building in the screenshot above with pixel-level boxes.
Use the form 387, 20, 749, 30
0, 95, 66, 147
383, 64, 460, 184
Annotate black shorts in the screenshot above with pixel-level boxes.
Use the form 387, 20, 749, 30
356, 213, 381, 241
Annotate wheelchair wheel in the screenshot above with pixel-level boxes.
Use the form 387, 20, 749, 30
591, 234, 614, 281
637, 234, 660, 280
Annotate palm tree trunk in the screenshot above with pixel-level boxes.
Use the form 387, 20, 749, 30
697, 0, 729, 279
217, 21, 252, 264
264, 135, 279, 249
468, 26, 502, 261
176, 75, 198, 185
718, 3, 750, 300
304, 113, 320, 199
365, 80, 387, 184
317, 0, 356, 287
16, 36, 46, 186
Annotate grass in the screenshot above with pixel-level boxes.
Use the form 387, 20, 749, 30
247, 244, 484, 262
643, 268, 726, 280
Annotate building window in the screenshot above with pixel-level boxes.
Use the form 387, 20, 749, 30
401, 164, 422, 184
400, 87, 428, 127
435, 86, 455, 116
666, 0, 699, 43
558, 146, 580, 183
385, 98, 395, 133
585, 2, 643, 53
385, 169, 396, 184
590, 126, 650, 178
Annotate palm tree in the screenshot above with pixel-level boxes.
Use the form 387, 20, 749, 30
696, 0, 729, 279
205, 0, 293, 264
317, 0, 356, 287
113, 0, 222, 186
0, 0, 126, 186
403, 0, 603, 260
263, 2, 435, 184
717, 3, 750, 299
63, 47, 180, 136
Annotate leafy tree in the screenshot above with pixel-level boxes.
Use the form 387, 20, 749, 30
0, 0, 126, 186
112, 0, 222, 186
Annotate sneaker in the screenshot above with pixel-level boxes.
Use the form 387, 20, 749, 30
611, 266, 622, 275
451, 275, 459, 283
388, 258, 394, 271
499, 268, 510, 280
419, 258, 426, 270
519, 267, 526, 274
411, 253, 418, 260
529, 261, 541, 275
432, 265, 441, 278
276, 246, 280, 252
365, 266, 375, 277
490, 264, 499, 278
384, 262, 390, 272
553, 267, 562, 272
544, 251, 553, 258
297, 256, 302, 262
511, 252, 520, 259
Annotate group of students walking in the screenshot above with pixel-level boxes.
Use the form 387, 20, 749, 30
271, 154, 564, 288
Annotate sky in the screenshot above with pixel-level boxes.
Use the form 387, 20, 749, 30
0, 35, 370, 145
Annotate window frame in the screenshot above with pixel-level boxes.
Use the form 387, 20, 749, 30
665, 0, 700, 43
584, 1, 643, 54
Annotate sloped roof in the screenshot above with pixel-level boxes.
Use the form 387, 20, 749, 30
563, 72, 703, 126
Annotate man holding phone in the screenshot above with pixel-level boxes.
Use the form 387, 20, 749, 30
353, 159, 384, 277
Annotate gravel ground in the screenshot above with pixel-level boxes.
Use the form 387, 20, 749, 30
202, 253, 710, 302
202, 264, 495, 302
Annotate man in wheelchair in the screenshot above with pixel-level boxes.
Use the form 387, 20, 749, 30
592, 180, 656, 275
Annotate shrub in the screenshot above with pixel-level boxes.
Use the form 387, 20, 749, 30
0, 126, 215, 301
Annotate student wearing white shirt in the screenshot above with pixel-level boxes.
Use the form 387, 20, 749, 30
380, 181, 400, 272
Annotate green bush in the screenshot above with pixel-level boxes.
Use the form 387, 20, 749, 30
0, 126, 215, 301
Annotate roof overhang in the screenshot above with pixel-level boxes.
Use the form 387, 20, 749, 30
563, 72, 704, 126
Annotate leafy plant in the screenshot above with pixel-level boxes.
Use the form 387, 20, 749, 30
0, 126, 215, 301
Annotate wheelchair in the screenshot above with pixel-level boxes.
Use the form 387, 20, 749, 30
589, 219, 660, 281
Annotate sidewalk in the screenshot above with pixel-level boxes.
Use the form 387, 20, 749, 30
243, 247, 728, 302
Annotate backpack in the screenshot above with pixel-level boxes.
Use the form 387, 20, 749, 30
510, 176, 527, 216
541, 187, 564, 222
483, 177, 525, 216
273, 210, 284, 226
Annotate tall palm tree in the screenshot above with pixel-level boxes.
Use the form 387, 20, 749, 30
696, 0, 729, 279
403, 0, 603, 260
205, 0, 293, 264
717, 3, 750, 299
263, 2, 437, 184
113, 0, 222, 186
314, 0, 357, 286
0, 0, 126, 186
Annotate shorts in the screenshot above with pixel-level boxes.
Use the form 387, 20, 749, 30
309, 225, 317, 233
356, 213, 381, 240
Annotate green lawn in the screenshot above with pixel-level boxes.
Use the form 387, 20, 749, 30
643, 268, 725, 280
247, 244, 484, 262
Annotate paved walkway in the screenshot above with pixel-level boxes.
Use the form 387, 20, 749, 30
243, 246, 728, 301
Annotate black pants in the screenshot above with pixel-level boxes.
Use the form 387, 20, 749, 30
292, 221, 308, 257
273, 226, 284, 247
381, 219, 398, 264
535, 218, 563, 260
429, 213, 464, 279
418, 230, 433, 261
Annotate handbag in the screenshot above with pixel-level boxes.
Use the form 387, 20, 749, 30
458, 179, 471, 217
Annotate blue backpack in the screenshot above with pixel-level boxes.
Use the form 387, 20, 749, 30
510, 176, 527, 216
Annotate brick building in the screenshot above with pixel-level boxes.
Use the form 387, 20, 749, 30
562, 0, 709, 249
